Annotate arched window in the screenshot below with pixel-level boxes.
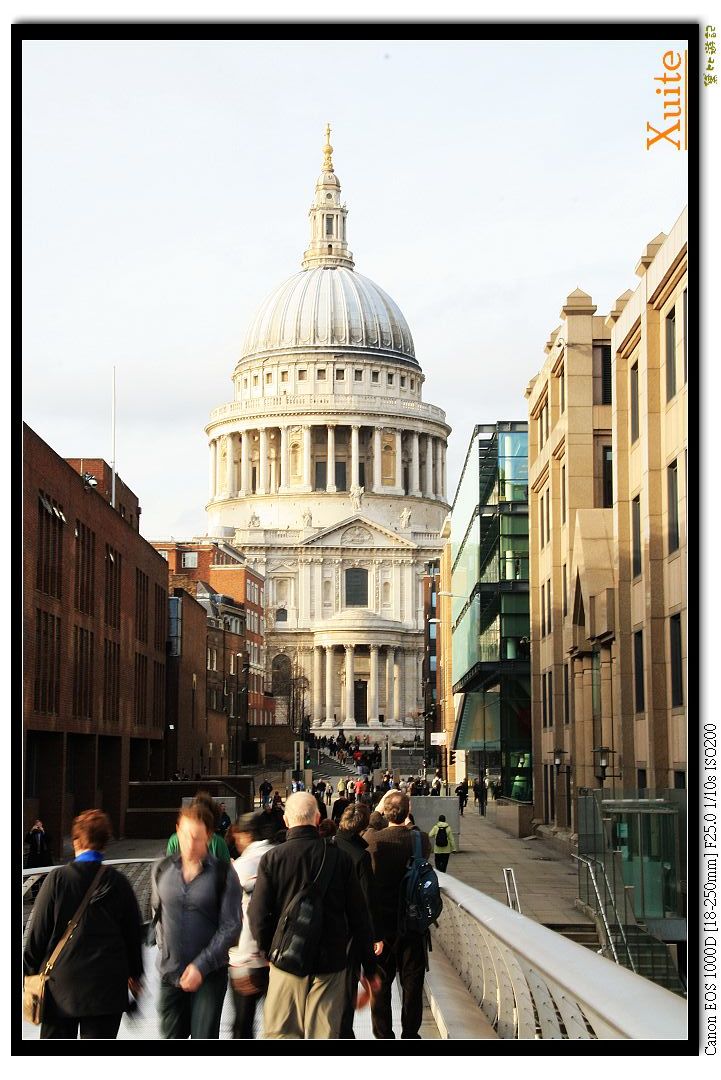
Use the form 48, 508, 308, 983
275, 607, 288, 623
271, 654, 292, 696
323, 579, 331, 604
345, 568, 368, 607
382, 580, 391, 606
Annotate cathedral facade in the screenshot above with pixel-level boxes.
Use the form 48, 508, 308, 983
205, 128, 450, 734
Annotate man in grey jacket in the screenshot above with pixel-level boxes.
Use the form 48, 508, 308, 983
152, 802, 241, 1039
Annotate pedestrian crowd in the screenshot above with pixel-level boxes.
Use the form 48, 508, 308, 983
23, 771, 466, 1042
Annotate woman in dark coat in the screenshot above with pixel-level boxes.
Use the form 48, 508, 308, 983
23, 809, 144, 1040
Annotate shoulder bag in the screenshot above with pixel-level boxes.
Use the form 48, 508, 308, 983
268, 840, 338, 977
23, 863, 108, 1025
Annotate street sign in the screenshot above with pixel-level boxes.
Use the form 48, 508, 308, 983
430, 732, 447, 745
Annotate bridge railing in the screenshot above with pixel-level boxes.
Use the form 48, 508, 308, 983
433, 872, 687, 1041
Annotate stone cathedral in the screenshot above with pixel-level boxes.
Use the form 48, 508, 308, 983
205, 127, 450, 734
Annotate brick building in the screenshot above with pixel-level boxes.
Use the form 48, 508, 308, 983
23, 425, 168, 854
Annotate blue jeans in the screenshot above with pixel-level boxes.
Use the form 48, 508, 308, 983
157, 967, 228, 1039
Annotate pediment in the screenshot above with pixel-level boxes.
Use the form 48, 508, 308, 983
300, 515, 416, 549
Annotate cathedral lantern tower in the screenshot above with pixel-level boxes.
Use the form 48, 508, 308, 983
205, 127, 450, 734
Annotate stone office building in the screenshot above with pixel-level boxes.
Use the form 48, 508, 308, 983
203, 129, 450, 734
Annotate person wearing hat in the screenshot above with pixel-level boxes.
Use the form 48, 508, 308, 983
428, 814, 456, 872
227, 812, 274, 1039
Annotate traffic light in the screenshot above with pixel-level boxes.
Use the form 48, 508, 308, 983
293, 740, 303, 773
304, 746, 312, 768
450, 750, 457, 767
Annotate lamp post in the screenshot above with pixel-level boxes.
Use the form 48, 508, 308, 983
593, 745, 617, 786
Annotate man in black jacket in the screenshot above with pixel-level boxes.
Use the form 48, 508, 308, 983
23, 809, 144, 1040
248, 791, 381, 1039
365, 792, 432, 1040
334, 802, 381, 1039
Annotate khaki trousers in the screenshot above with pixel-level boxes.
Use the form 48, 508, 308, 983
262, 965, 346, 1039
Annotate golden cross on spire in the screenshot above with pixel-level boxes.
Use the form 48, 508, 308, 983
322, 122, 334, 171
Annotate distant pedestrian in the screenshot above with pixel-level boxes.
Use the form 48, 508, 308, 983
455, 779, 469, 816
325, 785, 333, 806
24, 819, 53, 899
428, 814, 456, 873
259, 779, 273, 808
228, 812, 273, 1039
217, 803, 231, 836
24, 810, 144, 1040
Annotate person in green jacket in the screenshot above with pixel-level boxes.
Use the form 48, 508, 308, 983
428, 814, 456, 872
166, 793, 231, 863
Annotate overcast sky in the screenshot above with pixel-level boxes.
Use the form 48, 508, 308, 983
22, 35, 691, 540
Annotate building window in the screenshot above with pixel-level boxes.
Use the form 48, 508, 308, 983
541, 671, 547, 727
541, 582, 546, 636
103, 639, 120, 723
345, 567, 368, 607
667, 459, 679, 553
252, 374, 258, 386
335, 368, 345, 380
182, 552, 198, 568
275, 607, 288, 623
325, 214, 334, 237
674, 770, 686, 789
154, 584, 167, 651
317, 368, 326, 380
354, 369, 363, 382
400, 375, 406, 388
134, 652, 148, 726
632, 496, 642, 577
634, 630, 645, 713
670, 613, 683, 707
298, 369, 307, 381
74, 520, 96, 615
387, 373, 394, 386
135, 568, 149, 643
152, 660, 165, 729
562, 564, 568, 616
72, 626, 94, 717
545, 487, 550, 542
37, 492, 65, 599
630, 362, 639, 443
637, 768, 647, 792
281, 370, 288, 383
563, 663, 570, 725
561, 464, 566, 524
666, 307, 676, 402
546, 579, 552, 634
602, 446, 613, 508
601, 345, 612, 405
104, 545, 122, 629
547, 671, 553, 726
559, 364, 565, 413
371, 371, 379, 383
34, 609, 61, 714
265, 371, 273, 384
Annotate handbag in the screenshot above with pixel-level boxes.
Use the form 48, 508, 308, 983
23, 863, 107, 1025
268, 840, 337, 977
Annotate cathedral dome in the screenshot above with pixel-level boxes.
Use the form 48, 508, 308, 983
240, 265, 417, 365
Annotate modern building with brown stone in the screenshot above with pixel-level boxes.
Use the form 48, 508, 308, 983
525, 210, 687, 957
23, 424, 169, 854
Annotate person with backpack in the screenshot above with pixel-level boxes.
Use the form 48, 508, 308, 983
428, 814, 456, 872
364, 791, 433, 1040
248, 792, 381, 1039
151, 802, 241, 1039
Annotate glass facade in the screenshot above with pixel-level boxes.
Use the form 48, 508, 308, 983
450, 423, 531, 800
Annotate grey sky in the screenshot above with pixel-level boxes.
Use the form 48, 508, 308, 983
22, 37, 688, 539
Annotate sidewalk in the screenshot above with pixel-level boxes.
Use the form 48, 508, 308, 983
444, 804, 583, 926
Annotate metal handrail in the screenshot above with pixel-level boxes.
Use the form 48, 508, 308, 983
502, 867, 522, 913
573, 853, 636, 973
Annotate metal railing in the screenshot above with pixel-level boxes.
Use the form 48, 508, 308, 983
432, 873, 687, 1040
572, 853, 635, 970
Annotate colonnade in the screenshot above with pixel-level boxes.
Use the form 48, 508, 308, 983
311, 643, 406, 725
208, 422, 447, 501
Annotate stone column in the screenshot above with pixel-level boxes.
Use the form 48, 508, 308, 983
225, 434, 235, 497
326, 424, 337, 492
410, 431, 421, 496
209, 439, 217, 499
313, 645, 323, 723
386, 647, 395, 722
394, 429, 403, 492
215, 439, 224, 497
351, 424, 360, 490
393, 646, 402, 722
258, 428, 268, 495
325, 646, 335, 725
435, 438, 443, 498
279, 426, 289, 491
369, 644, 380, 725
441, 441, 447, 500
240, 431, 251, 496
373, 426, 382, 493
424, 434, 433, 497
345, 644, 355, 723
303, 425, 312, 489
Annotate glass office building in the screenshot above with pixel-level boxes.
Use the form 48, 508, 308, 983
450, 423, 531, 800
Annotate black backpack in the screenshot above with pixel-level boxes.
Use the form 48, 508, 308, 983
398, 831, 443, 935
268, 841, 338, 977
435, 824, 448, 847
